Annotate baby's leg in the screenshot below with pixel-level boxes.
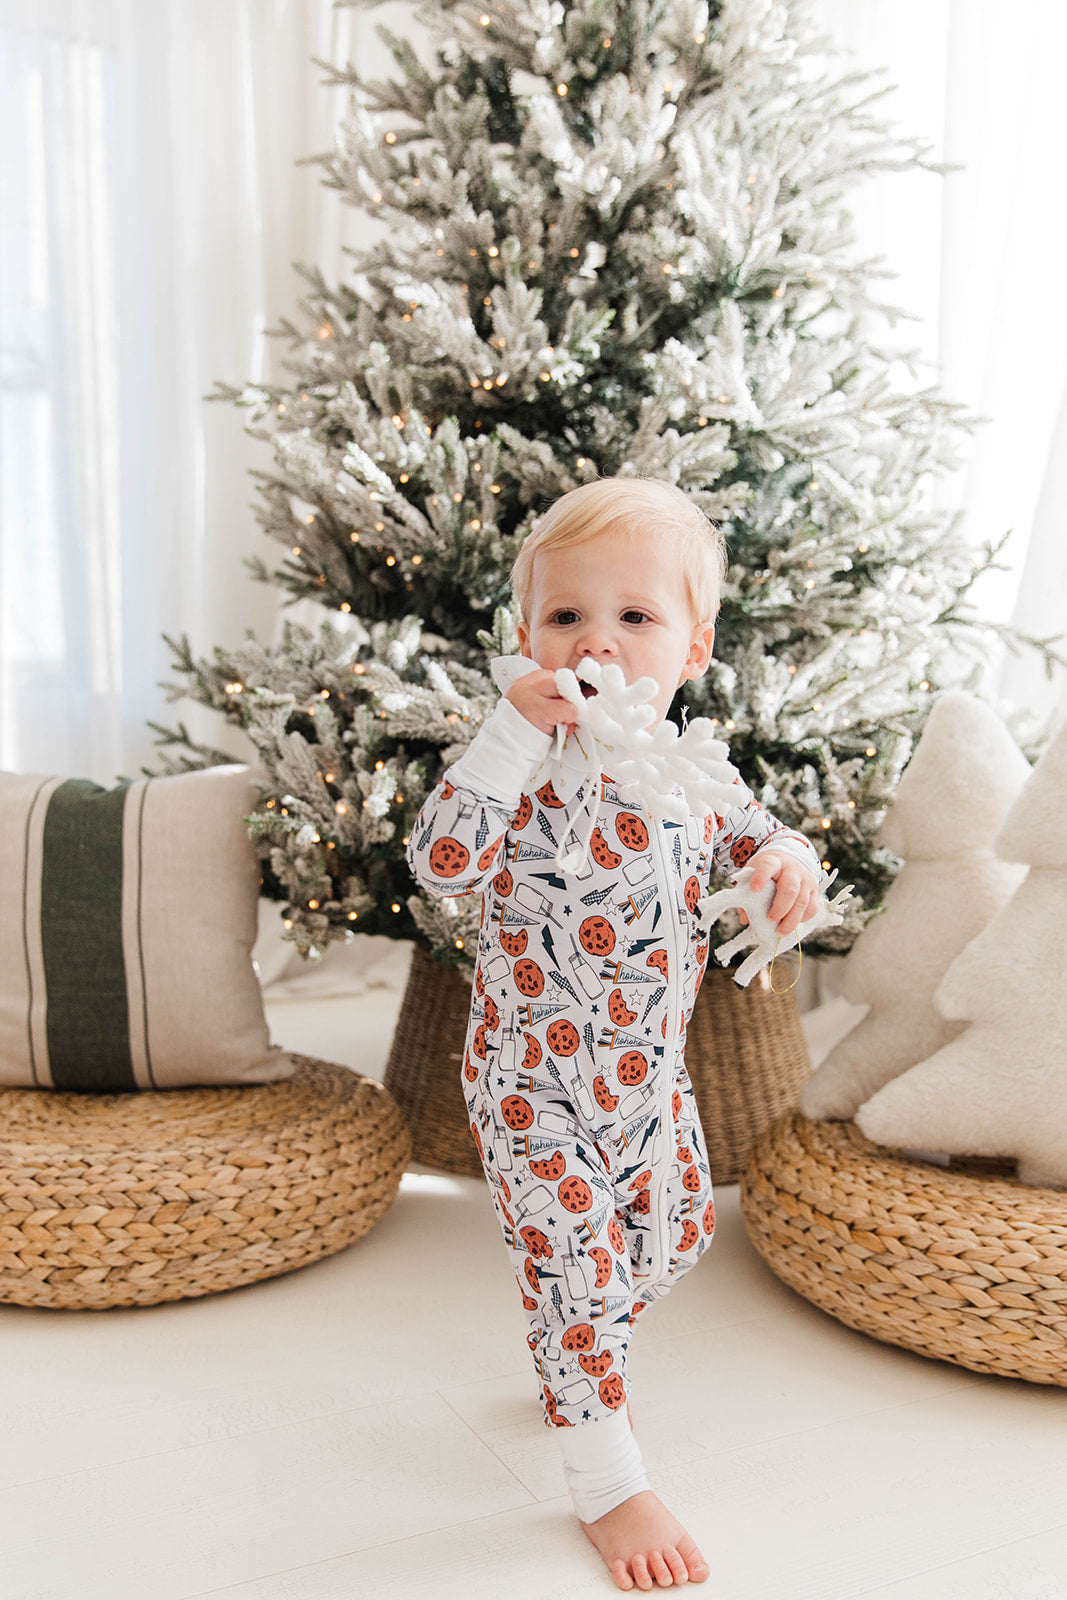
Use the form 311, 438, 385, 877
478, 1131, 708, 1590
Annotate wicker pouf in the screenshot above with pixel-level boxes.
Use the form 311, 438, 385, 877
384, 946, 810, 1183
0, 1056, 411, 1310
740, 1110, 1067, 1387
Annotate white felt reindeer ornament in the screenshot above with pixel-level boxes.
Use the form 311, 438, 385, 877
696, 864, 853, 988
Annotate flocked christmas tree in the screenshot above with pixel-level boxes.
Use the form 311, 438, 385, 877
152, 0, 1055, 973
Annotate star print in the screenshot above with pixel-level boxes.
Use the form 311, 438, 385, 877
546, 1216, 557, 1227
497, 1077, 505, 1087
591, 1004, 599, 1015
583, 1409, 591, 1420
563, 905, 572, 916
644, 1027, 652, 1036
569, 1307, 578, 1316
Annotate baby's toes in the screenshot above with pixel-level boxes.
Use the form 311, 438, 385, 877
631, 1554, 655, 1591
611, 1559, 635, 1592
662, 1545, 690, 1584
647, 1550, 675, 1587
678, 1535, 709, 1583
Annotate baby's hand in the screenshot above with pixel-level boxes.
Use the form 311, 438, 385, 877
739, 851, 820, 938
506, 668, 580, 736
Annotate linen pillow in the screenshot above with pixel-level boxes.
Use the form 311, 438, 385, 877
0, 764, 295, 1090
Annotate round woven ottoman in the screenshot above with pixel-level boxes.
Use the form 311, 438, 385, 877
740, 1111, 1067, 1387
0, 1056, 411, 1310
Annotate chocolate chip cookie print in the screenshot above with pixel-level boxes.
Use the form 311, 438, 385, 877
409, 758, 819, 1428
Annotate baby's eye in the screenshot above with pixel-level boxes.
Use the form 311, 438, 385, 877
549, 609, 580, 626
621, 609, 652, 625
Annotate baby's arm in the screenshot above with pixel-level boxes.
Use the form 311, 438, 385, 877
406, 694, 553, 898
710, 790, 823, 936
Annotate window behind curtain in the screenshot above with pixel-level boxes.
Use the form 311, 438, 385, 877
1, 20, 125, 775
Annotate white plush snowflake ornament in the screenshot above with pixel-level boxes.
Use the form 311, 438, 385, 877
697, 864, 854, 987
553, 659, 750, 822
491, 653, 752, 873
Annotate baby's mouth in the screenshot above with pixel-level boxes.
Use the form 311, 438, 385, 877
580, 682, 598, 699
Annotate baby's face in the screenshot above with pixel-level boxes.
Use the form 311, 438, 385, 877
517, 525, 715, 724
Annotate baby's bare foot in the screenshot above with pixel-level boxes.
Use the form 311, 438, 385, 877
580, 1489, 709, 1591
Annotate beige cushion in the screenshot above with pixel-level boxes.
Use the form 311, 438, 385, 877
0, 765, 294, 1090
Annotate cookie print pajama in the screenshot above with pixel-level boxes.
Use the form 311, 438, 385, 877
407, 693, 821, 1429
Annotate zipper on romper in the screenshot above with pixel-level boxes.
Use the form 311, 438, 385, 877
646, 818, 685, 1283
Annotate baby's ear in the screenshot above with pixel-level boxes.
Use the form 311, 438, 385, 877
517, 621, 532, 658
682, 624, 715, 681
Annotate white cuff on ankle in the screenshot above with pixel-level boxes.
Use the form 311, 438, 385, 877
554, 1409, 651, 1522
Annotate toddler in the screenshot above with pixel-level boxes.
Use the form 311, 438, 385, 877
408, 478, 823, 1591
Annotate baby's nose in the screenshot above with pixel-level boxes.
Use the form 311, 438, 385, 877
577, 625, 618, 657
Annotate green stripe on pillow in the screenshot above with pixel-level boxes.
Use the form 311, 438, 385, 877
40, 779, 136, 1092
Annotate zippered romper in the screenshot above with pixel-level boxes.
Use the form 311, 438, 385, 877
407, 673, 821, 1431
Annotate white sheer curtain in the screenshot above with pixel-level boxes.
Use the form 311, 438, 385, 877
3, 0, 1063, 797
0, 0, 368, 785
811, 0, 1067, 726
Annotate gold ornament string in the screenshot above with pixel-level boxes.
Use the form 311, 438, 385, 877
768, 935, 803, 995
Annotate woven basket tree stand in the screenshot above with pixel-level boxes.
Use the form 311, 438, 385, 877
384, 945, 811, 1182
740, 1111, 1067, 1387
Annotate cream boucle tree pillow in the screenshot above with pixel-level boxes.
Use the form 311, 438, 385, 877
854, 709, 1067, 1189
799, 692, 1030, 1121
0, 765, 294, 1091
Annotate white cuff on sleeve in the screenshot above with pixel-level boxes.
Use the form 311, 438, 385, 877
445, 696, 553, 809
554, 1409, 651, 1523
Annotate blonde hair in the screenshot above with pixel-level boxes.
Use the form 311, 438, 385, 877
510, 477, 727, 628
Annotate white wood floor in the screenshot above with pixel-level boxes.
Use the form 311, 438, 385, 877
2, 977, 1066, 1600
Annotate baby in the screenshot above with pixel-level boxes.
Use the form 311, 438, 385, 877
408, 478, 822, 1591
